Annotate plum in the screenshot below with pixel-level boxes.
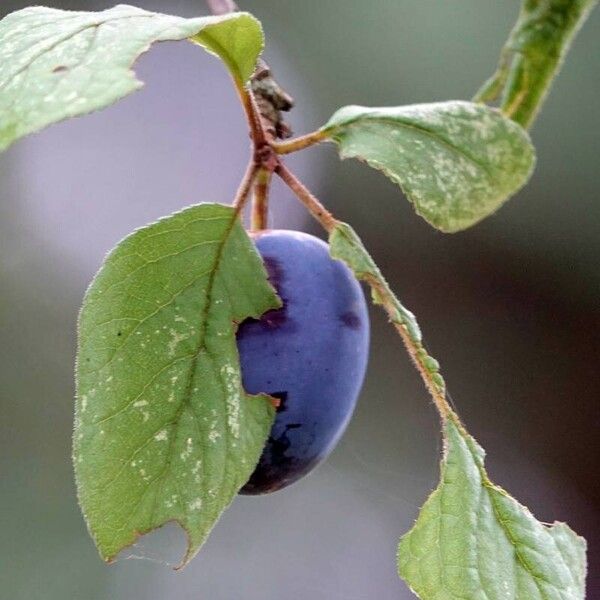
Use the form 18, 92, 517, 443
236, 230, 370, 494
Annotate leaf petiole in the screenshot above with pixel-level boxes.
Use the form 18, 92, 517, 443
272, 129, 328, 154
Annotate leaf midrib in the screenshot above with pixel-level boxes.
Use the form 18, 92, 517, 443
100, 209, 241, 560
464, 432, 579, 598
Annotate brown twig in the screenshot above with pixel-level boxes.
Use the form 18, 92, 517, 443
251, 168, 272, 230
272, 129, 327, 154
232, 160, 259, 212
207, 0, 456, 428
205, 0, 294, 141
275, 163, 337, 232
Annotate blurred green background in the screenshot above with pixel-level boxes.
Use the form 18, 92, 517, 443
1, 1, 598, 598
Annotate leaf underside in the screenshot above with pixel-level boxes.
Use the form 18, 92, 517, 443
323, 101, 535, 233
398, 420, 587, 599
0, 4, 263, 151
74, 203, 279, 567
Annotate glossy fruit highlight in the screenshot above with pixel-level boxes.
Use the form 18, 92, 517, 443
237, 230, 369, 494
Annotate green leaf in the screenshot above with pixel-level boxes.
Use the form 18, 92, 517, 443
329, 221, 586, 597
74, 203, 279, 567
475, 0, 598, 129
0, 5, 263, 151
398, 419, 587, 599
322, 101, 536, 233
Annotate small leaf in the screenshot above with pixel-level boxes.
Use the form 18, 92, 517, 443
398, 419, 587, 599
322, 101, 535, 233
0, 5, 263, 151
74, 203, 279, 567
329, 221, 445, 395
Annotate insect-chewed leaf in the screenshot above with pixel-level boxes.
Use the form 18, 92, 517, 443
398, 419, 587, 599
322, 101, 535, 233
0, 5, 263, 151
74, 203, 279, 567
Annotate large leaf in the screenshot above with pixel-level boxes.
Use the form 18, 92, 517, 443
398, 419, 587, 599
0, 5, 263, 151
322, 101, 535, 233
74, 203, 279, 567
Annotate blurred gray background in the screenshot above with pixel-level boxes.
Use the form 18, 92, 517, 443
1, 1, 598, 598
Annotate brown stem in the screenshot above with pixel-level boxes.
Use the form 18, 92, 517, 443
366, 275, 453, 423
206, 0, 294, 142
233, 160, 259, 214
237, 86, 267, 149
275, 165, 456, 425
251, 168, 272, 230
275, 163, 337, 232
272, 130, 328, 154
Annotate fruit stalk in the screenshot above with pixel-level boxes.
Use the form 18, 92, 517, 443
251, 168, 272, 230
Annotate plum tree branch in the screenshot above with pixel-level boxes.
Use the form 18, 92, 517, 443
214, 0, 458, 425
206, 0, 295, 228
277, 162, 458, 424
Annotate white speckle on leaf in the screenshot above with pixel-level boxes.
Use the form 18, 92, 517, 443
167, 328, 189, 357
180, 437, 193, 461
154, 429, 168, 441
188, 498, 202, 511
220, 364, 241, 438
80, 395, 88, 412
164, 494, 178, 508
133, 400, 148, 408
